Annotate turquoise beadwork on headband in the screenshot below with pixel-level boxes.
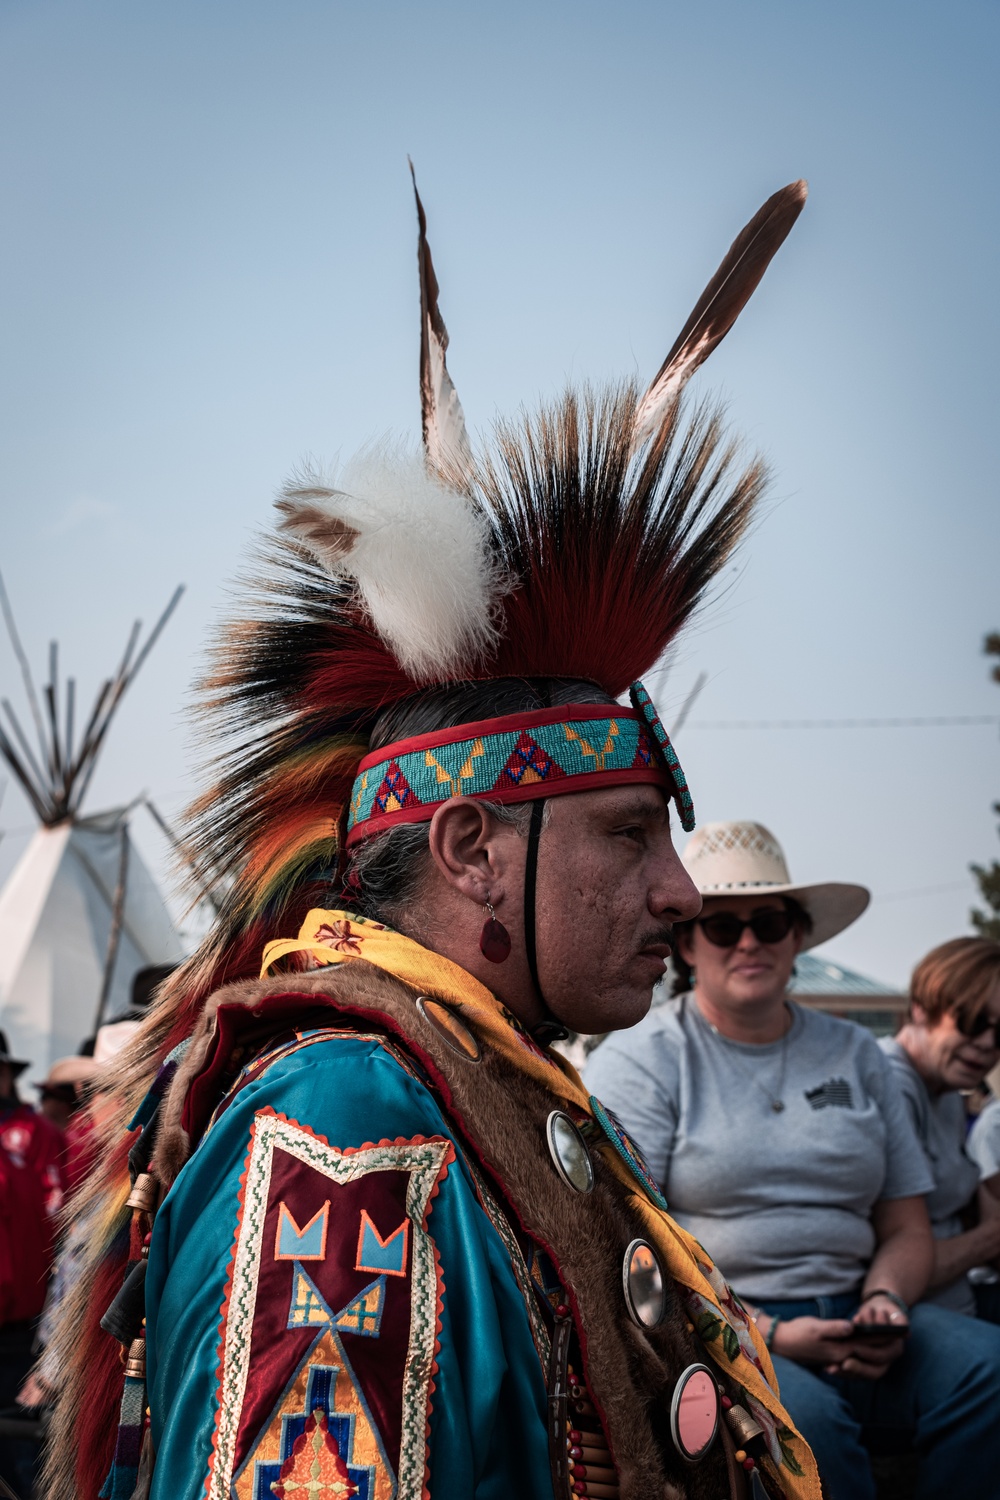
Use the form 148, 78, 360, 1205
345, 680, 695, 846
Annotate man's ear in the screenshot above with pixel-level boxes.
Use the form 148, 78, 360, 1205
427, 797, 512, 905
909, 1001, 929, 1027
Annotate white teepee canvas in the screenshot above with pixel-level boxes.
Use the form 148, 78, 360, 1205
0, 811, 182, 1082
0, 576, 187, 1083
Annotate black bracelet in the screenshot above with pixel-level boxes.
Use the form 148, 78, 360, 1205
861, 1287, 909, 1318
764, 1315, 781, 1351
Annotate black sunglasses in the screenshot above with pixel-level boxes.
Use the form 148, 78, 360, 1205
696, 909, 795, 949
956, 1012, 1000, 1049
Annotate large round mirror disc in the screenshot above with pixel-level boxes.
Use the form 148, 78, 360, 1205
670, 1364, 720, 1461
415, 997, 481, 1062
622, 1238, 666, 1328
546, 1111, 595, 1193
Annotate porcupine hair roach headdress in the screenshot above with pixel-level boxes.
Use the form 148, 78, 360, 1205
47, 171, 806, 1500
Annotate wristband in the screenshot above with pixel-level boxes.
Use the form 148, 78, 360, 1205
764, 1316, 781, 1352
861, 1288, 909, 1318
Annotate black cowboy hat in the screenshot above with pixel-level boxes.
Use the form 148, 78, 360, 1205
0, 1030, 31, 1077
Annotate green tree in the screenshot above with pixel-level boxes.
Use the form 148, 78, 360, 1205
970, 633, 1000, 941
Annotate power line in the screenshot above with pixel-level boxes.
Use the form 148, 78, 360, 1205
874, 882, 972, 903
687, 716, 1000, 731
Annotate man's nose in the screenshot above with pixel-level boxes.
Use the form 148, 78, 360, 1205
653, 854, 700, 921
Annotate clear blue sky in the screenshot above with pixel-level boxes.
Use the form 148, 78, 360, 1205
1, 0, 998, 986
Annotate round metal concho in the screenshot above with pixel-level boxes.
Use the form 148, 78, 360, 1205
414, 996, 482, 1062
622, 1237, 666, 1329
545, 1110, 595, 1194
669, 1363, 720, 1463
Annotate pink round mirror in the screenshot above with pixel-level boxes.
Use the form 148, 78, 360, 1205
670, 1364, 719, 1461
622, 1238, 665, 1327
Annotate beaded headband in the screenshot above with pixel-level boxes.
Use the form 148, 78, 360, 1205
345, 680, 694, 846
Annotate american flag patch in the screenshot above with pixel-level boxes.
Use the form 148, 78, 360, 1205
805, 1078, 854, 1110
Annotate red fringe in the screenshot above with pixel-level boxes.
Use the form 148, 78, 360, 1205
73, 1252, 132, 1500
305, 638, 412, 714
493, 555, 688, 697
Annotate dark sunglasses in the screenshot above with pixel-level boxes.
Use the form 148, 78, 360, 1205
697, 909, 795, 949
956, 1012, 1000, 1049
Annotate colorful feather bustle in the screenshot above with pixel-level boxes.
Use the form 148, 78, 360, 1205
45, 174, 806, 1500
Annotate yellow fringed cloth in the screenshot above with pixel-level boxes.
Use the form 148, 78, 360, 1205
263, 909, 820, 1499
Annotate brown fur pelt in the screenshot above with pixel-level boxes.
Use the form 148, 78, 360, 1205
40, 946, 240, 1500
141, 962, 744, 1500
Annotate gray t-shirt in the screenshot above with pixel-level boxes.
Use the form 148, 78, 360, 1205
968, 1097, 1000, 1181
878, 1037, 979, 1315
584, 996, 932, 1300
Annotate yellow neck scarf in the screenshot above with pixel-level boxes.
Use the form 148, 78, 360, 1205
262, 909, 819, 1499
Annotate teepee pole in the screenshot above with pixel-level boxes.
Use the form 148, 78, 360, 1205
94, 820, 130, 1030
71, 587, 185, 818
123, 586, 183, 684
145, 797, 223, 915
0, 723, 50, 821
0, 578, 184, 830
0, 569, 51, 777
1, 702, 51, 812
64, 677, 76, 785
45, 641, 63, 784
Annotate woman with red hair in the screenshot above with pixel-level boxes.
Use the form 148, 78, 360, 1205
881, 936, 1000, 1317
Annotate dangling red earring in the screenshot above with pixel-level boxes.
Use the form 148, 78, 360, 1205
479, 897, 511, 964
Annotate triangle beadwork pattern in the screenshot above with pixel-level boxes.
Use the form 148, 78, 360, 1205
494, 731, 567, 790
372, 761, 421, 816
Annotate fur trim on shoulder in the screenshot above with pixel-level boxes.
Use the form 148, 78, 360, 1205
157, 965, 416, 1184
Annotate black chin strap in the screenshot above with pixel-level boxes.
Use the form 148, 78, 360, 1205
523, 795, 570, 1044
523, 796, 545, 1002
521, 681, 568, 1045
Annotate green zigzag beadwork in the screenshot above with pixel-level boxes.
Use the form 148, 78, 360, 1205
589, 1095, 669, 1212
628, 681, 695, 832
346, 682, 695, 841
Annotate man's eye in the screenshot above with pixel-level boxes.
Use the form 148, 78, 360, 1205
617, 826, 645, 843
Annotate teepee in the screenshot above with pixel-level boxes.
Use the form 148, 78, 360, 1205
0, 577, 185, 1083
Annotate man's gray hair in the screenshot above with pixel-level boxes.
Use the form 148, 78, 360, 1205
349, 801, 541, 927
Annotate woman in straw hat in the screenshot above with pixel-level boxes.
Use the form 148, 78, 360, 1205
586, 821, 1000, 1500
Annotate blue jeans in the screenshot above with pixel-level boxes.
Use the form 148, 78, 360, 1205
757, 1294, 1000, 1500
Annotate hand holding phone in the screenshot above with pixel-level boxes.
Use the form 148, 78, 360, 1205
838, 1320, 909, 1342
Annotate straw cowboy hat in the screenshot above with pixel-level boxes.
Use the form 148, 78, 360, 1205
36, 1055, 103, 1095
682, 820, 870, 949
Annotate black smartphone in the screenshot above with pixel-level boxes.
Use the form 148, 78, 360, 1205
840, 1322, 910, 1341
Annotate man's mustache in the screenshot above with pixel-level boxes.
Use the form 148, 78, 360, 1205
638, 926, 675, 953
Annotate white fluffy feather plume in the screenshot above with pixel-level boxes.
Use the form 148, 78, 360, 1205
276, 446, 503, 683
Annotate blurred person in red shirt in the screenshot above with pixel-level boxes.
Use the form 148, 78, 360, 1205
0, 1031, 66, 1493
33, 1056, 103, 1198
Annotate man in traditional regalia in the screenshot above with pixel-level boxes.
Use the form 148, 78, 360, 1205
46, 174, 821, 1500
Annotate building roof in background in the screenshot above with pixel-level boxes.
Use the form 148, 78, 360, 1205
790, 951, 902, 1000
